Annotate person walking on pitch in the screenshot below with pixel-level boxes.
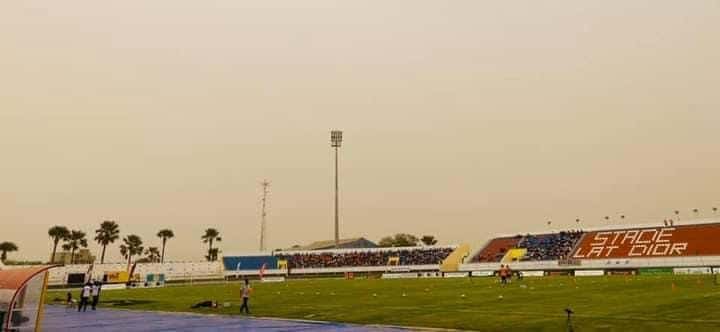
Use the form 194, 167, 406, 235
240, 278, 252, 314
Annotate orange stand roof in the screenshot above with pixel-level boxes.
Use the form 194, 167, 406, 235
0, 265, 55, 291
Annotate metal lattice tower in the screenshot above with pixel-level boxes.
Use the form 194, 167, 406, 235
260, 180, 270, 251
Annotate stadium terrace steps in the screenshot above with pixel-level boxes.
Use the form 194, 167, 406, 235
501, 248, 527, 263
440, 244, 471, 272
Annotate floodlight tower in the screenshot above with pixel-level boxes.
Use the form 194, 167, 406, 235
259, 180, 270, 252
331, 130, 343, 248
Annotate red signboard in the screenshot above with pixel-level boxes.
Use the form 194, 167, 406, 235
572, 223, 720, 259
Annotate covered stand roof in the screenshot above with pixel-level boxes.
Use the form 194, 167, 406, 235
1, 265, 56, 325
0, 266, 55, 292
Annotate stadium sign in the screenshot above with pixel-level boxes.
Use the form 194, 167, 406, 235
571, 224, 720, 259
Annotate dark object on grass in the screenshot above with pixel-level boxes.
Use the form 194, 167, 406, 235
191, 300, 218, 309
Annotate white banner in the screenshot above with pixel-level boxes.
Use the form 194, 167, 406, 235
471, 270, 495, 277
443, 272, 468, 278
520, 271, 544, 277
574, 270, 605, 276
101, 284, 127, 291
381, 273, 418, 279
674, 267, 712, 275
261, 276, 286, 283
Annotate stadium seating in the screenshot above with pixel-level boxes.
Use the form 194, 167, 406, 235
470, 231, 583, 263
471, 236, 522, 262
222, 255, 278, 271
501, 248, 527, 263
517, 231, 583, 261
461, 221, 720, 276
276, 246, 455, 269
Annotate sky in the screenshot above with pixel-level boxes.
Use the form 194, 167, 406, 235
1, 1, 719, 263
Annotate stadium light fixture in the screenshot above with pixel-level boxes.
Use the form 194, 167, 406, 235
331, 130, 343, 248
331, 130, 343, 148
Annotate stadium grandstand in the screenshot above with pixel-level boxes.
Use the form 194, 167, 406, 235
462, 219, 720, 276
6, 220, 720, 331
223, 245, 458, 277
8, 220, 720, 287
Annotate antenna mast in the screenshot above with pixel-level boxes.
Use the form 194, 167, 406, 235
260, 180, 270, 251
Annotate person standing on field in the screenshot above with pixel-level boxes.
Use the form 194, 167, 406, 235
499, 264, 507, 285
78, 282, 91, 312
240, 278, 252, 314
91, 280, 102, 310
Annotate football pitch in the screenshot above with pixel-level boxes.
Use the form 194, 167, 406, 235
49, 275, 720, 331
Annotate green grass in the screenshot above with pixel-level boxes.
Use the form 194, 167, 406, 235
49, 275, 720, 331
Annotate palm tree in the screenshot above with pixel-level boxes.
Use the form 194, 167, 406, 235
119, 235, 144, 269
205, 248, 220, 262
0, 242, 18, 262
63, 230, 88, 264
144, 246, 161, 263
48, 226, 70, 263
95, 220, 120, 264
201, 228, 222, 261
156, 229, 174, 263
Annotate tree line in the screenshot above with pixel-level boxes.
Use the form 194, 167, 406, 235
378, 234, 438, 247
0, 222, 223, 265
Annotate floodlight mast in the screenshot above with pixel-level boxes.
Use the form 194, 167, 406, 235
330, 130, 343, 248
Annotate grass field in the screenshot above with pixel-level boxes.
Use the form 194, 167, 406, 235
49, 275, 720, 331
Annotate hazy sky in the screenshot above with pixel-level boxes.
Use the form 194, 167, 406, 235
2, 1, 719, 263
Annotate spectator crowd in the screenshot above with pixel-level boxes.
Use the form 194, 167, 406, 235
472, 231, 584, 263
518, 230, 584, 261
277, 247, 454, 269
